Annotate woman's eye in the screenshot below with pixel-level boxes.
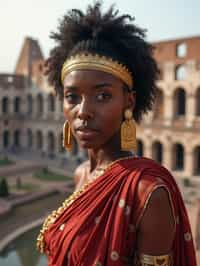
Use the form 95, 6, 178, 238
96, 92, 112, 101
64, 93, 79, 103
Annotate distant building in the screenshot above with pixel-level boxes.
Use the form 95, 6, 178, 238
138, 36, 200, 178
0, 36, 200, 177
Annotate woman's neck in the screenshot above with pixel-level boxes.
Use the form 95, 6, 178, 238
87, 147, 133, 173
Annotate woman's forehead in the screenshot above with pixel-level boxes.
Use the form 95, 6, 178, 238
63, 69, 122, 87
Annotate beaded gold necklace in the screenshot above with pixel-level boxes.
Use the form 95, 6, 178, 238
36, 155, 135, 253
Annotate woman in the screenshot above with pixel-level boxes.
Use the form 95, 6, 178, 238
37, 2, 197, 265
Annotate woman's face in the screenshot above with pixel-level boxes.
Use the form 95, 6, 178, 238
63, 69, 134, 150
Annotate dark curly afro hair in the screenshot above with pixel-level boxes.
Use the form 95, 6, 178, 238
45, 1, 159, 122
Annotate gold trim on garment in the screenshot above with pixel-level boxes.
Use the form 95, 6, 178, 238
36, 155, 135, 254
135, 253, 173, 265
61, 53, 133, 89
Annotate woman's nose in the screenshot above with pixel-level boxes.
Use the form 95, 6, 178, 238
77, 98, 94, 120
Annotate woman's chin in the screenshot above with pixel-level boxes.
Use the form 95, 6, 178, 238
77, 140, 100, 150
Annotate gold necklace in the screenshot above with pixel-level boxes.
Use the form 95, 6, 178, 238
36, 155, 135, 253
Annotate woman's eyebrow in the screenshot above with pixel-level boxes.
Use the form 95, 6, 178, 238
94, 83, 112, 89
64, 85, 77, 91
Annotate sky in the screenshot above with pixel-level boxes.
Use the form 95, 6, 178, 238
0, 0, 200, 73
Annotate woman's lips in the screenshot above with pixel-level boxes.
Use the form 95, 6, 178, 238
76, 129, 99, 139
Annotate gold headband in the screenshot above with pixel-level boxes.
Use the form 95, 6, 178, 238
61, 54, 133, 89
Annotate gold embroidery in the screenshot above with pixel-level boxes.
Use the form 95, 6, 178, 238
135, 253, 173, 265
184, 232, 192, 241
125, 205, 131, 215
119, 199, 125, 208
59, 223, 65, 231
110, 251, 119, 261
95, 216, 100, 224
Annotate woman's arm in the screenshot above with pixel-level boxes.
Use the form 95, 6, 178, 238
135, 187, 175, 265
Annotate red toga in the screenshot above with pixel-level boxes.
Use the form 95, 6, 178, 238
43, 157, 197, 265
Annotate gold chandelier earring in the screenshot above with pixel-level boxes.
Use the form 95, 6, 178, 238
63, 121, 72, 150
121, 109, 137, 151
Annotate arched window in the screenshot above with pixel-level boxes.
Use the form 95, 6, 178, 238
175, 65, 187, 80
27, 129, 33, 148
59, 133, 65, 153
173, 143, 184, 170
193, 146, 200, 175
196, 88, 200, 116
3, 130, 9, 148
36, 131, 43, 150
27, 94, 33, 114
174, 88, 186, 117
136, 140, 144, 157
47, 132, 55, 153
153, 88, 164, 119
14, 130, 21, 147
2, 97, 9, 113
152, 141, 163, 164
14, 97, 21, 113
176, 43, 187, 58
71, 139, 78, 156
37, 94, 43, 115
48, 93, 55, 112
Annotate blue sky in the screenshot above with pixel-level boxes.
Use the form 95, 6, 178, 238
0, 0, 200, 73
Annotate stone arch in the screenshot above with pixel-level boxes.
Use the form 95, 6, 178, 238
136, 139, 144, 157
193, 146, 200, 175
27, 94, 33, 114
27, 129, 33, 148
2, 97, 9, 113
153, 88, 164, 119
48, 93, 55, 112
36, 130, 43, 150
3, 130, 10, 148
47, 131, 55, 154
175, 65, 187, 80
174, 88, 186, 117
37, 94, 43, 115
195, 87, 200, 116
172, 143, 184, 170
14, 96, 21, 113
152, 141, 163, 164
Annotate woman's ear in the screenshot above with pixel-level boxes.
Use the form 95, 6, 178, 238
125, 91, 136, 111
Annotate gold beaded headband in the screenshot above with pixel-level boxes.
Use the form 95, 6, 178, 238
61, 53, 133, 89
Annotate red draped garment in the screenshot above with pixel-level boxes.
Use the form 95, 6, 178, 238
43, 157, 197, 266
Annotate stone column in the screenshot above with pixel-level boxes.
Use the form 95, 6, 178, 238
43, 95, 48, 120
163, 139, 172, 170
186, 93, 196, 128
55, 98, 62, 120
163, 62, 175, 82
143, 134, 152, 159
185, 149, 194, 177
164, 92, 173, 127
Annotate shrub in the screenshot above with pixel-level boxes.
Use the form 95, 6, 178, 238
0, 178, 9, 197
183, 178, 190, 187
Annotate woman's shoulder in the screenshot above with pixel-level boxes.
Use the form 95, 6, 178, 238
127, 156, 174, 181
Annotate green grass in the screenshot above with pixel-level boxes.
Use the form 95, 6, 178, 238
0, 157, 14, 166
11, 183, 39, 192
33, 168, 71, 181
